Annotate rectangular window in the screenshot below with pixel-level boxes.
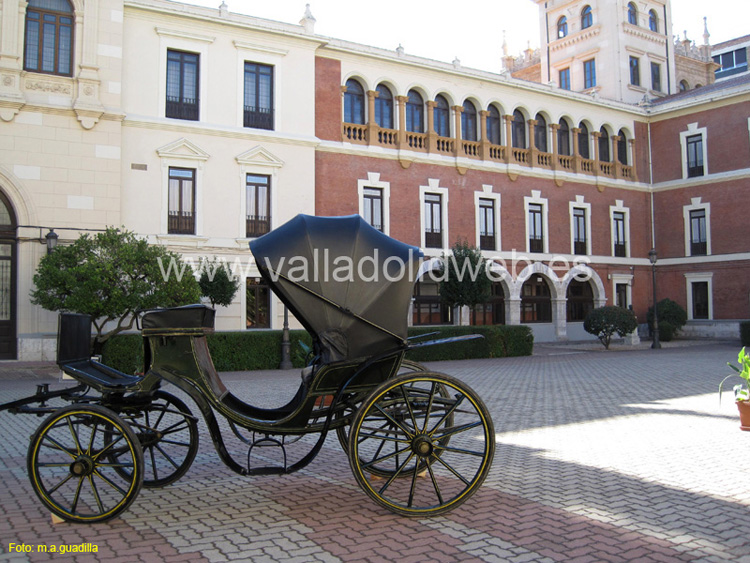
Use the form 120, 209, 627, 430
24, 9, 73, 76
412, 282, 451, 325
166, 50, 199, 121
651, 62, 661, 92
363, 187, 384, 232
528, 203, 544, 253
692, 281, 709, 319
714, 48, 748, 79
573, 208, 587, 255
478, 198, 496, 251
686, 134, 704, 177
613, 211, 626, 257
689, 209, 707, 256
629, 56, 640, 86
583, 59, 596, 89
559, 68, 571, 90
244, 62, 274, 130
246, 278, 270, 328
616, 283, 628, 308
246, 174, 271, 238
168, 168, 195, 234
424, 193, 443, 248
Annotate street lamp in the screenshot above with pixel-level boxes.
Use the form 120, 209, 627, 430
648, 248, 661, 349
45, 229, 58, 254
279, 304, 293, 369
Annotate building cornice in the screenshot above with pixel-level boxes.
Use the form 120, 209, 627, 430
650, 167, 750, 192
549, 26, 602, 52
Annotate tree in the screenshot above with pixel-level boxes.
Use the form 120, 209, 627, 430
31, 227, 201, 351
199, 257, 240, 307
438, 240, 491, 321
583, 306, 638, 349
647, 298, 687, 341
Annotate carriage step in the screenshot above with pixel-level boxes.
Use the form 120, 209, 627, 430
246, 433, 290, 473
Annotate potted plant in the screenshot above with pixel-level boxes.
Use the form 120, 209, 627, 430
719, 347, 750, 428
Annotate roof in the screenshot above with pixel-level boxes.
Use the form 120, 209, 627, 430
650, 72, 750, 106
712, 34, 750, 52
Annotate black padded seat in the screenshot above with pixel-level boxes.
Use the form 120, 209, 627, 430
142, 305, 215, 331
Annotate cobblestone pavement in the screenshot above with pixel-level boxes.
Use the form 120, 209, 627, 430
1, 341, 749, 562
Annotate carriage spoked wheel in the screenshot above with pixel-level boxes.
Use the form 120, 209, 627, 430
348, 372, 494, 516
27, 404, 144, 523
108, 391, 199, 488
335, 359, 432, 455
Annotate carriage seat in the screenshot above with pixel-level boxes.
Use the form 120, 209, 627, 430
57, 313, 142, 390
141, 304, 216, 334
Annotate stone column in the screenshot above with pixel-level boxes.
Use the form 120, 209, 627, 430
549, 123, 560, 170
426, 100, 437, 153
479, 110, 490, 159
396, 95, 408, 150
507, 297, 522, 326
611, 135, 622, 178
452, 105, 463, 156
591, 130, 601, 176
554, 298, 568, 340
503, 114, 514, 164
366, 90, 379, 146
629, 138, 638, 181
571, 127, 581, 173
527, 119, 537, 167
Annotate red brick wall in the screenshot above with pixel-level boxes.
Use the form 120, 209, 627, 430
650, 100, 750, 183
315, 57, 342, 142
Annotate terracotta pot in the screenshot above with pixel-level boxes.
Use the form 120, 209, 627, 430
737, 400, 750, 430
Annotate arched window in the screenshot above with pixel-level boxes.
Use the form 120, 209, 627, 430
558, 118, 571, 156
599, 127, 610, 162
581, 6, 593, 29
512, 110, 526, 149
617, 129, 628, 165
487, 105, 501, 145
578, 122, 590, 159
24, 0, 74, 76
521, 276, 552, 323
344, 79, 365, 124
557, 16, 568, 39
472, 282, 506, 325
374, 84, 394, 129
0, 191, 17, 359
434, 94, 450, 137
566, 279, 594, 322
679, 80, 689, 92
534, 113, 548, 152
627, 2, 638, 25
648, 9, 658, 32
461, 100, 477, 141
406, 90, 424, 133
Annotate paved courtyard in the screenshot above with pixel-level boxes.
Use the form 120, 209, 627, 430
1, 341, 749, 562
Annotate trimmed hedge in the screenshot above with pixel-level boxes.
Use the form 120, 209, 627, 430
101, 325, 532, 374
741, 321, 750, 346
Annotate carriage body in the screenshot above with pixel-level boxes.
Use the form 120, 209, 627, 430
3, 214, 495, 523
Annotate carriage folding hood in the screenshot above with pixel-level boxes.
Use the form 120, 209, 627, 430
250, 215, 423, 363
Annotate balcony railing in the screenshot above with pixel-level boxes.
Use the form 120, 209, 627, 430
166, 97, 199, 121
405, 131, 427, 151
244, 106, 274, 130
246, 215, 270, 238
377, 128, 398, 147
479, 234, 496, 251
614, 242, 627, 257
529, 237, 544, 253
168, 211, 195, 235
574, 240, 587, 255
690, 241, 707, 256
424, 230, 443, 248
342, 123, 367, 143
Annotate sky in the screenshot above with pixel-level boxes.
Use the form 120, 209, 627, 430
180, 0, 750, 73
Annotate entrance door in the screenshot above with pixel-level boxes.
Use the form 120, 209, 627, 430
0, 192, 17, 359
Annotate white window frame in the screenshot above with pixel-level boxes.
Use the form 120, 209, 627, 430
611, 274, 633, 308
234, 41, 287, 130
157, 28, 215, 122
474, 185, 501, 253
569, 195, 592, 256
685, 272, 713, 320
419, 179, 449, 253
679, 122, 708, 179
236, 146, 284, 240
682, 197, 711, 256
358, 172, 391, 235
609, 199, 631, 258
524, 190, 549, 254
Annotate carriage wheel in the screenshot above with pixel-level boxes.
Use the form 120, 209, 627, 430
348, 372, 494, 517
336, 360, 430, 455
110, 391, 199, 488
27, 404, 143, 523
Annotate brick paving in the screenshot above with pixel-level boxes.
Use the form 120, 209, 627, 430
1, 341, 749, 562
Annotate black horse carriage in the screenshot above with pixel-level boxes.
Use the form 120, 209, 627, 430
1, 215, 494, 523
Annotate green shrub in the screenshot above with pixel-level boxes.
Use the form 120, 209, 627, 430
647, 298, 687, 336
101, 325, 532, 373
406, 325, 533, 362
659, 321, 676, 342
583, 306, 638, 349
741, 322, 750, 346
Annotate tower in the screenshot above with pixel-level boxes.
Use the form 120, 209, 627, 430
533, 0, 677, 104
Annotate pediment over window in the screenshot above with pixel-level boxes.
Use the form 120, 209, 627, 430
156, 138, 210, 161
235, 146, 284, 168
